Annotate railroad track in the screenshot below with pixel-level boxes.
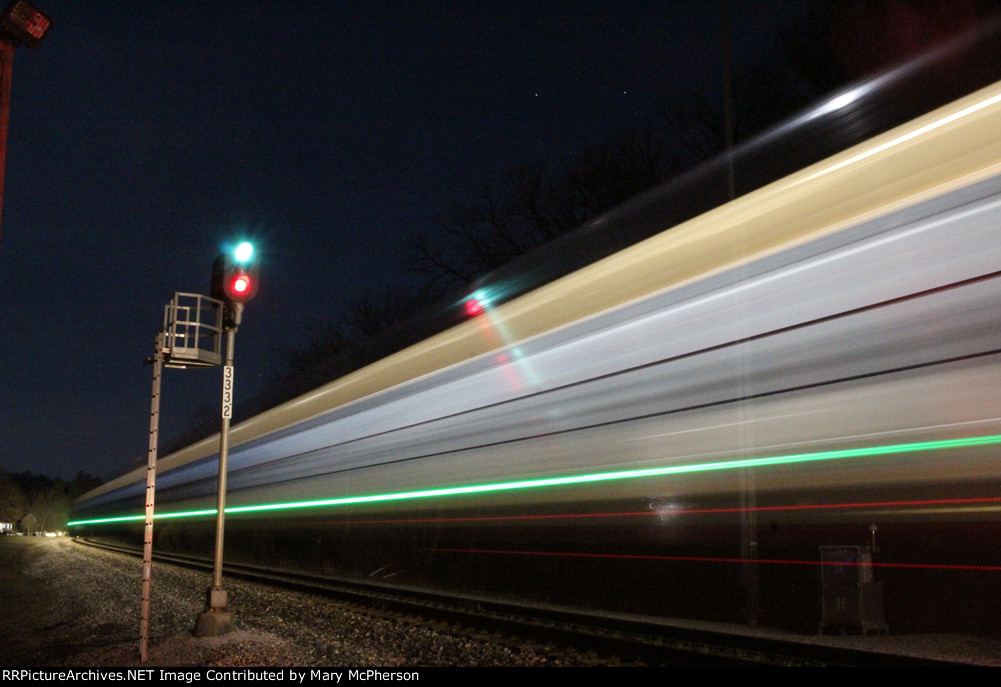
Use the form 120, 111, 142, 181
75, 538, 964, 667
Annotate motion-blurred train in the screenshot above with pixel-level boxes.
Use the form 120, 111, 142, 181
72, 26, 1001, 639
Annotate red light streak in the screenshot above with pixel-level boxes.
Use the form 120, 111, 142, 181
673, 495, 1001, 513
464, 299, 484, 316
422, 548, 1001, 572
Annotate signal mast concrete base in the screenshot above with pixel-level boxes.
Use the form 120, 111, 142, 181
193, 610, 234, 637
193, 587, 234, 637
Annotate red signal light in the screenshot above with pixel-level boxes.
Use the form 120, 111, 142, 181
224, 270, 255, 302
231, 275, 251, 294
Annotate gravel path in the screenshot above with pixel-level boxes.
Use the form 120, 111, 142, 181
1, 537, 590, 667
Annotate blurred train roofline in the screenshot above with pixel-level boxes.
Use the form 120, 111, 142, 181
76, 69, 1001, 510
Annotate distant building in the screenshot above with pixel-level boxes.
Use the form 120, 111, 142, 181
0, 522, 11, 534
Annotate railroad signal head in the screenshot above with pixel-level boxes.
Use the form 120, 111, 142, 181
212, 242, 259, 303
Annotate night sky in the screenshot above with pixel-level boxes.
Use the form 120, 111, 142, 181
0, 2, 812, 480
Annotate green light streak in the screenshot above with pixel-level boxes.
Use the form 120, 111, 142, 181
68, 434, 1001, 527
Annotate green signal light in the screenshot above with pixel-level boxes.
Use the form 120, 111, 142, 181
67, 433, 1001, 527
234, 241, 254, 262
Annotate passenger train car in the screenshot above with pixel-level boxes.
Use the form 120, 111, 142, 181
72, 32, 1001, 638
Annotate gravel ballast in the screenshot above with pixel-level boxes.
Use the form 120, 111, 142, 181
1, 537, 590, 667
5, 537, 1000, 667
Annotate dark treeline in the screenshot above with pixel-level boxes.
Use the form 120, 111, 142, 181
163, 0, 1001, 455
0, 470, 103, 532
